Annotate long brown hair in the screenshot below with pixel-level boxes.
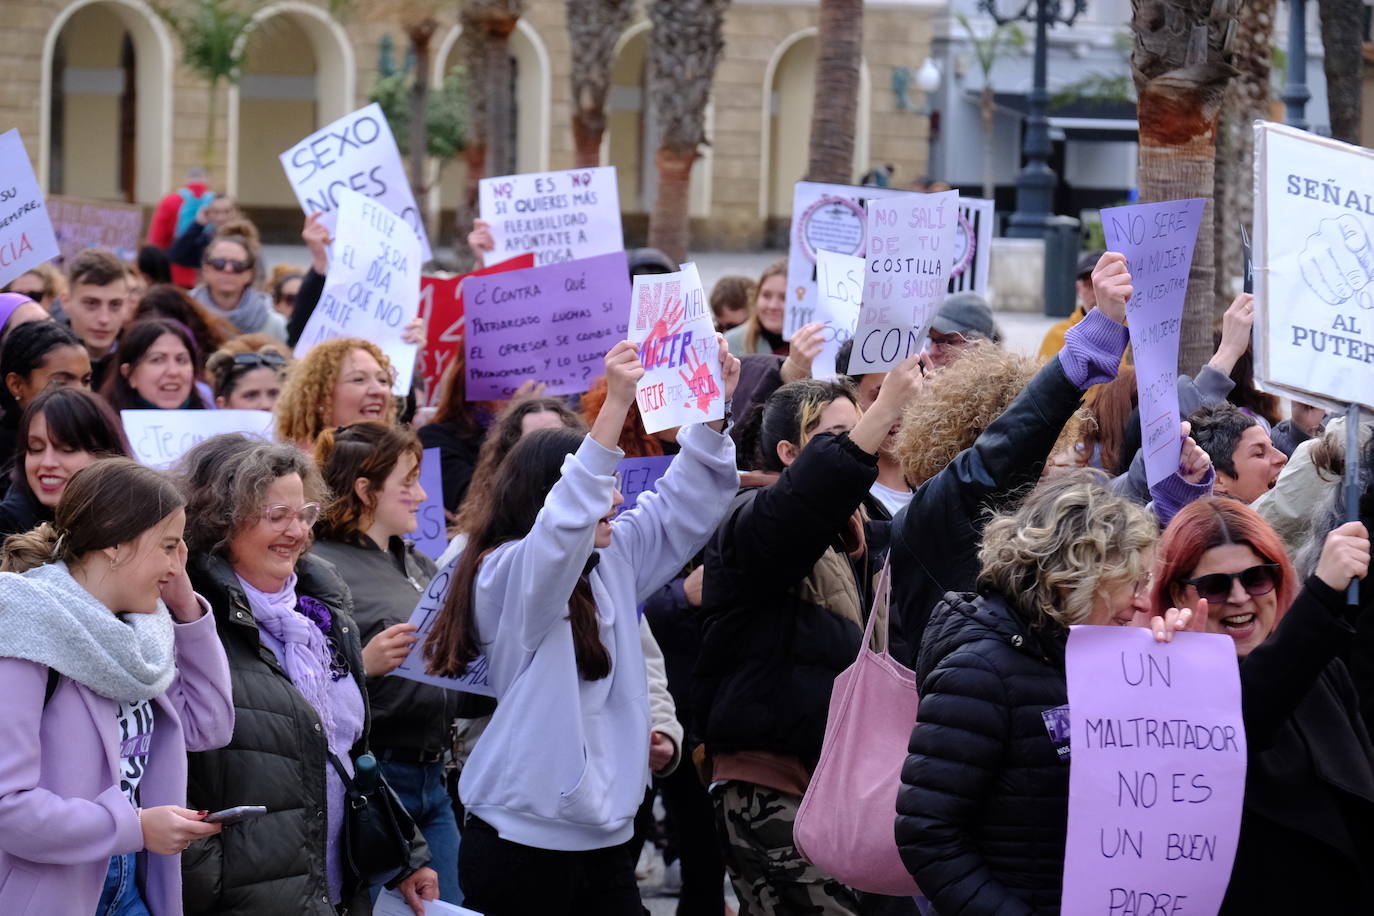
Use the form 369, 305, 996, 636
1079, 365, 1138, 476
315, 421, 423, 544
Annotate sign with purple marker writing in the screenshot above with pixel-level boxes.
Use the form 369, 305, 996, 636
1101, 198, 1204, 487
463, 250, 629, 400
389, 551, 496, 697
615, 455, 674, 515
405, 447, 447, 560
849, 189, 959, 373
629, 262, 723, 433
1062, 626, 1245, 916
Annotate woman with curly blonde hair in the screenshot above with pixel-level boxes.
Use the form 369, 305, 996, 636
274, 337, 396, 447
895, 473, 1159, 914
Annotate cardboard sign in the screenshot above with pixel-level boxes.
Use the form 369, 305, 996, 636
948, 196, 995, 297
278, 102, 433, 262
388, 551, 496, 697
813, 248, 865, 379
1253, 121, 1374, 410
629, 262, 723, 433
0, 129, 61, 289
463, 250, 629, 400
405, 447, 447, 560
479, 166, 622, 267
849, 189, 960, 373
46, 195, 143, 268
122, 409, 274, 469
294, 188, 421, 395
1062, 626, 1246, 916
1102, 198, 1205, 487
615, 455, 674, 515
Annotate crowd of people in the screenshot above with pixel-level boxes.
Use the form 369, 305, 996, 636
0, 174, 1370, 916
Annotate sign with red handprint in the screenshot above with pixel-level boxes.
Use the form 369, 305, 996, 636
629, 262, 723, 433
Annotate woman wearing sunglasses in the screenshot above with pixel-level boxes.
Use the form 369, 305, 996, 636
1148, 497, 1374, 913
189, 233, 288, 344
206, 347, 287, 411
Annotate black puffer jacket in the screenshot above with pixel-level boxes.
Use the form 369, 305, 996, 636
896, 592, 1070, 916
182, 551, 427, 915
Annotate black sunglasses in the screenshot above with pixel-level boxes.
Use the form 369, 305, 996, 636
1183, 563, 1281, 604
232, 351, 286, 369
206, 257, 253, 274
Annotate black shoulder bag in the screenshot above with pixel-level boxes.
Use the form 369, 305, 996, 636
327, 751, 417, 886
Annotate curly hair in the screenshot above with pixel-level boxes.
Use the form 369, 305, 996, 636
179, 442, 328, 557
978, 472, 1158, 628
895, 342, 1040, 486
274, 337, 396, 445
314, 421, 423, 544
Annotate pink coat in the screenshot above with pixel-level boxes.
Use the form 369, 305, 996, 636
0, 611, 234, 915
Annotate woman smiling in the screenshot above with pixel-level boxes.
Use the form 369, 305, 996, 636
101, 320, 209, 412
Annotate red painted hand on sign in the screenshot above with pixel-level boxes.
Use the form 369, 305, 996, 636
643, 298, 686, 370
679, 345, 719, 413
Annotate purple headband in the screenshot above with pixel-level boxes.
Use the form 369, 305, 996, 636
0, 293, 37, 333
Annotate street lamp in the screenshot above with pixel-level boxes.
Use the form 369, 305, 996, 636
1282, 0, 1310, 130
978, 0, 1087, 238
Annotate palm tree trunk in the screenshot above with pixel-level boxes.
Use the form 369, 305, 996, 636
205, 76, 219, 174
484, 21, 518, 177
980, 87, 996, 201
648, 147, 696, 263
1318, 0, 1363, 143
804, 0, 863, 183
567, 0, 634, 170
407, 21, 437, 227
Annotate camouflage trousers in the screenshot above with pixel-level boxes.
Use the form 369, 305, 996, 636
712, 780, 861, 916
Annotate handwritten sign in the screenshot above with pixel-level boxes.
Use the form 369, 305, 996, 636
376, 889, 482, 916
1102, 198, 1204, 487
0, 129, 61, 289
405, 447, 447, 560
813, 249, 864, 379
122, 409, 274, 469
1253, 121, 1374, 410
295, 188, 421, 394
629, 262, 723, 433
278, 102, 432, 262
1062, 626, 1246, 916
615, 455, 674, 515
479, 166, 622, 267
463, 250, 628, 400
389, 550, 496, 697
849, 189, 959, 373
47, 195, 143, 267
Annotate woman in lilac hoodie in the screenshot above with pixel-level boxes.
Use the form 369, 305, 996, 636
0, 458, 234, 915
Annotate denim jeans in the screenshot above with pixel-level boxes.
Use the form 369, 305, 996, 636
95, 853, 150, 916
378, 759, 463, 905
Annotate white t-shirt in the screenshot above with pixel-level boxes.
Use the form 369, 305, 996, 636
870, 481, 914, 517
116, 698, 155, 806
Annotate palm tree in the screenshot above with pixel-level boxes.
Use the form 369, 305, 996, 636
1130, 0, 1238, 374
804, 0, 863, 183
1318, 0, 1363, 143
462, 0, 525, 178
646, 0, 729, 262
567, 0, 636, 168
957, 12, 1026, 201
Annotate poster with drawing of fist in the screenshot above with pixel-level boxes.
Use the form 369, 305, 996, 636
1299, 214, 1374, 307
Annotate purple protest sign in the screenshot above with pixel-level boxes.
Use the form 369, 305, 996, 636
463, 250, 629, 400
1101, 199, 1205, 487
614, 455, 674, 515
406, 447, 446, 560
1062, 626, 1245, 916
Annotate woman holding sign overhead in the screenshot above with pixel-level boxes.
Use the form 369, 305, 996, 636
422, 338, 740, 915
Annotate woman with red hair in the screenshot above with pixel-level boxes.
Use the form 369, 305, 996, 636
1148, 497, 1373, 913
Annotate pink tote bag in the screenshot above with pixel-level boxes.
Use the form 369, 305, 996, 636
793, 561, 923, 897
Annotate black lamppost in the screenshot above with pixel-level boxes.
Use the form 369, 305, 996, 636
1282, 0, 1310, 129
979, 0, 1087, 238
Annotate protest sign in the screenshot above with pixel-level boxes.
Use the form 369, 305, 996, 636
784, 181, 914, 339
1061, 626, 1246, 916
122, 409, 274, 469
47, 195, 143, 267
376, 890, 481, 916
405, 447, 447, 560
464, 250, 629, 401
947, 196, 995, 297
295, 188, 421, 395
849, 189, 959, 374
1101, 198, 1205, 487
479, 166, 622, 267
1253, 121, 1374, 411
416, 254, 535, 407
278, 102, 432, 261
389, 551, 496, 697
629, 262, 723, 433
813, 248, 864, 379
0, 129, 61, 289
615, 455, 674, 515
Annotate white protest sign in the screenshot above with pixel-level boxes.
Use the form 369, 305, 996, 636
1254, 121, 1374, 410
0, 129, 61, 289
784, 181, 916, 339
389, 550, 496, 697
376, 889, 482, 916
813, 249, 864, 379
629, 262, 723, 433
122, 409, 274, 469
294, 188, 421, 394
948, 196, 995, 297
479, 166, 622, 267
850, 189, 960, 373
278, 103, 432, 262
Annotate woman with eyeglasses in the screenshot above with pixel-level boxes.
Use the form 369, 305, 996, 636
1145, 497, 1374, 914
189, 232, 288, 344
206, 348, 287, 411
178, 441, 438, 915
271, 272, 303, 320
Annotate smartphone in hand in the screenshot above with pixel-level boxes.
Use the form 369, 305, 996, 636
203, 805, 267, 825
